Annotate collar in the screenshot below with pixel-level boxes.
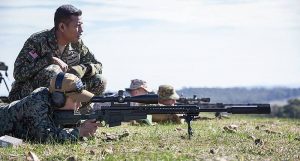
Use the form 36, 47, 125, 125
48, 28, 72, 57
48, 28, 59, 51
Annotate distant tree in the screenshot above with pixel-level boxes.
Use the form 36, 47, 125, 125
272, 99, 300, 118
282, 99, 300, 118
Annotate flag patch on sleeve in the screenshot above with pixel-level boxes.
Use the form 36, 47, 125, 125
28, 50, 38, 59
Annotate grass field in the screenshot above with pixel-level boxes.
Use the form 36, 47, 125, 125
0, 115, 299, 161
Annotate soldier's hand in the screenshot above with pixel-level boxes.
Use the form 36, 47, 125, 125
52, 57, 68, 72
79, 119, 100, 137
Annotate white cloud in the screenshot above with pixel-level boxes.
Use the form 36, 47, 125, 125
0, 0, 299, 95
81, 0, 300, 28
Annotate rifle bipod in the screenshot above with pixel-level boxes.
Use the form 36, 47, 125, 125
184, 115, 195, 139
0, 72, 9, 92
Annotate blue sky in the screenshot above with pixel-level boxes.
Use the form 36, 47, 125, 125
0, 0, 299, 95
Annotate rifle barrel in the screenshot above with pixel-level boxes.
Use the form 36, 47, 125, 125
73, 104, 271, 115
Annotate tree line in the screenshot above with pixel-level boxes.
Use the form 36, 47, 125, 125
177, 87, 300, 103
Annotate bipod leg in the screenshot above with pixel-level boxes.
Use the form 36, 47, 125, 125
185, 115, 194, 139
0, 72, 9, 92
3, 78, 9, 92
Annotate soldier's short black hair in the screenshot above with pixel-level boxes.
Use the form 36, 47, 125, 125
54, 4, 82, 30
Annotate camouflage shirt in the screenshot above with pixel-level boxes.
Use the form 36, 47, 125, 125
13, 27, 102, 82
0, 87, 79, 142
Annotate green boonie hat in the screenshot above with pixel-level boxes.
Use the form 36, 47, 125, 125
158, 85, 179, 100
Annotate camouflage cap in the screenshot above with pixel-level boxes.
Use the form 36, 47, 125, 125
158, 85, 179, 100
125, 79, 150, 92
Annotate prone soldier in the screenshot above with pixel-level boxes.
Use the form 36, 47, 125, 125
0, 73, 99, 142
152, 85, 184, 124
125, 79, 153, 125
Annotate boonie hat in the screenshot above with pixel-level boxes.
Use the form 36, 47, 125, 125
125, 79, 150, 92
158, 85, 179, 100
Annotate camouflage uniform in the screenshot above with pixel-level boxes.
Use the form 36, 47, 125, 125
152, 85, 183, 124
0, 87, 79, 142
9, 28, 106, 102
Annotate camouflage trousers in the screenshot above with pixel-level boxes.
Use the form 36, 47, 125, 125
8, 64, 107, 102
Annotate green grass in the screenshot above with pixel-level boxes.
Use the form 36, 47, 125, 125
0, 115, 299, 160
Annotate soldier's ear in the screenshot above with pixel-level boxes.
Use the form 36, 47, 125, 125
59, 23, 65, 32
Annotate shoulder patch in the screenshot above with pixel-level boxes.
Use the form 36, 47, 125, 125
28, 50, 39, 59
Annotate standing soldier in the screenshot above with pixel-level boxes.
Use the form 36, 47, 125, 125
152, 85, 184, 124
9, 4, 106, 105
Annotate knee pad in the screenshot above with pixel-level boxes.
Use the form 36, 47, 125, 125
84, 74, 107, 95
